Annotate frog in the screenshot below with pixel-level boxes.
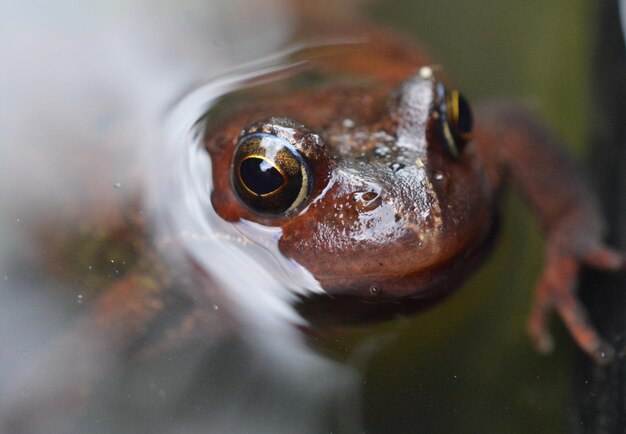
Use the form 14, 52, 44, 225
205, 28, 625, 364
2, 21, 624, 434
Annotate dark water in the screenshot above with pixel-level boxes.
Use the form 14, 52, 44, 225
0, 1, 593, 432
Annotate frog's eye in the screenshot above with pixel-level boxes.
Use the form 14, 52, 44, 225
439, 86, 473, 158
232, 132, 311, 214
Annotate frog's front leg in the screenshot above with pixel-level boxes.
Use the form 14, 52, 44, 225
474, 103, 625, 364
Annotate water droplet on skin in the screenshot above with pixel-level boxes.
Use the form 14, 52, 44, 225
213, 304, 219, 310
374, 146, 390, 158
76, 294, 84, 304
390, 162, 405, 172
373, 131, 393, 141
113, 182, 122, 189
342, 118, 355, 128
434, 172, 444, 181
419, 66, 433, 78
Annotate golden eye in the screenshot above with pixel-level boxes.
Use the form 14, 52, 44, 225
232, 133, 311, 214
439, 85, 473, 158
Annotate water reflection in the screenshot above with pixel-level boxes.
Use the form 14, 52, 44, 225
147, 53, 364, 432
0, 2, 364, 433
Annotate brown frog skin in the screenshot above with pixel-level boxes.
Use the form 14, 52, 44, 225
206, 31, 626, 364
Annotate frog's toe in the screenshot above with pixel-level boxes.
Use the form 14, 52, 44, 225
528, 255, 615, 364
553, 286, 614, 364
527, 300, 554, 354
583, 245, 626, 271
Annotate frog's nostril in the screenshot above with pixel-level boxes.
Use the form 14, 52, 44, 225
361, 192, 378, 201
352, 191, 382, 211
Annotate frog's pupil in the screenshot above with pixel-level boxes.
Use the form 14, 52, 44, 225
239, 157, 284, 196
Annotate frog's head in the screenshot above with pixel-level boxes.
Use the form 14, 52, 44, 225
207, 69, 493, 299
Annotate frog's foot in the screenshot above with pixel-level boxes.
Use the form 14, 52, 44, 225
527, 245, 625, 364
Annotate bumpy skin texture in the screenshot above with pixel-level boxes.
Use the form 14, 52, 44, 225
209, 34, 625, 363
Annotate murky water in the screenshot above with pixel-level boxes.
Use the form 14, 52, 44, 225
0, 1, 591, 433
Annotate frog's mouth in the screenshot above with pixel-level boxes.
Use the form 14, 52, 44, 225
307, 213, 498, 300
294, 219, 498, 327
294, 289, 449, 327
